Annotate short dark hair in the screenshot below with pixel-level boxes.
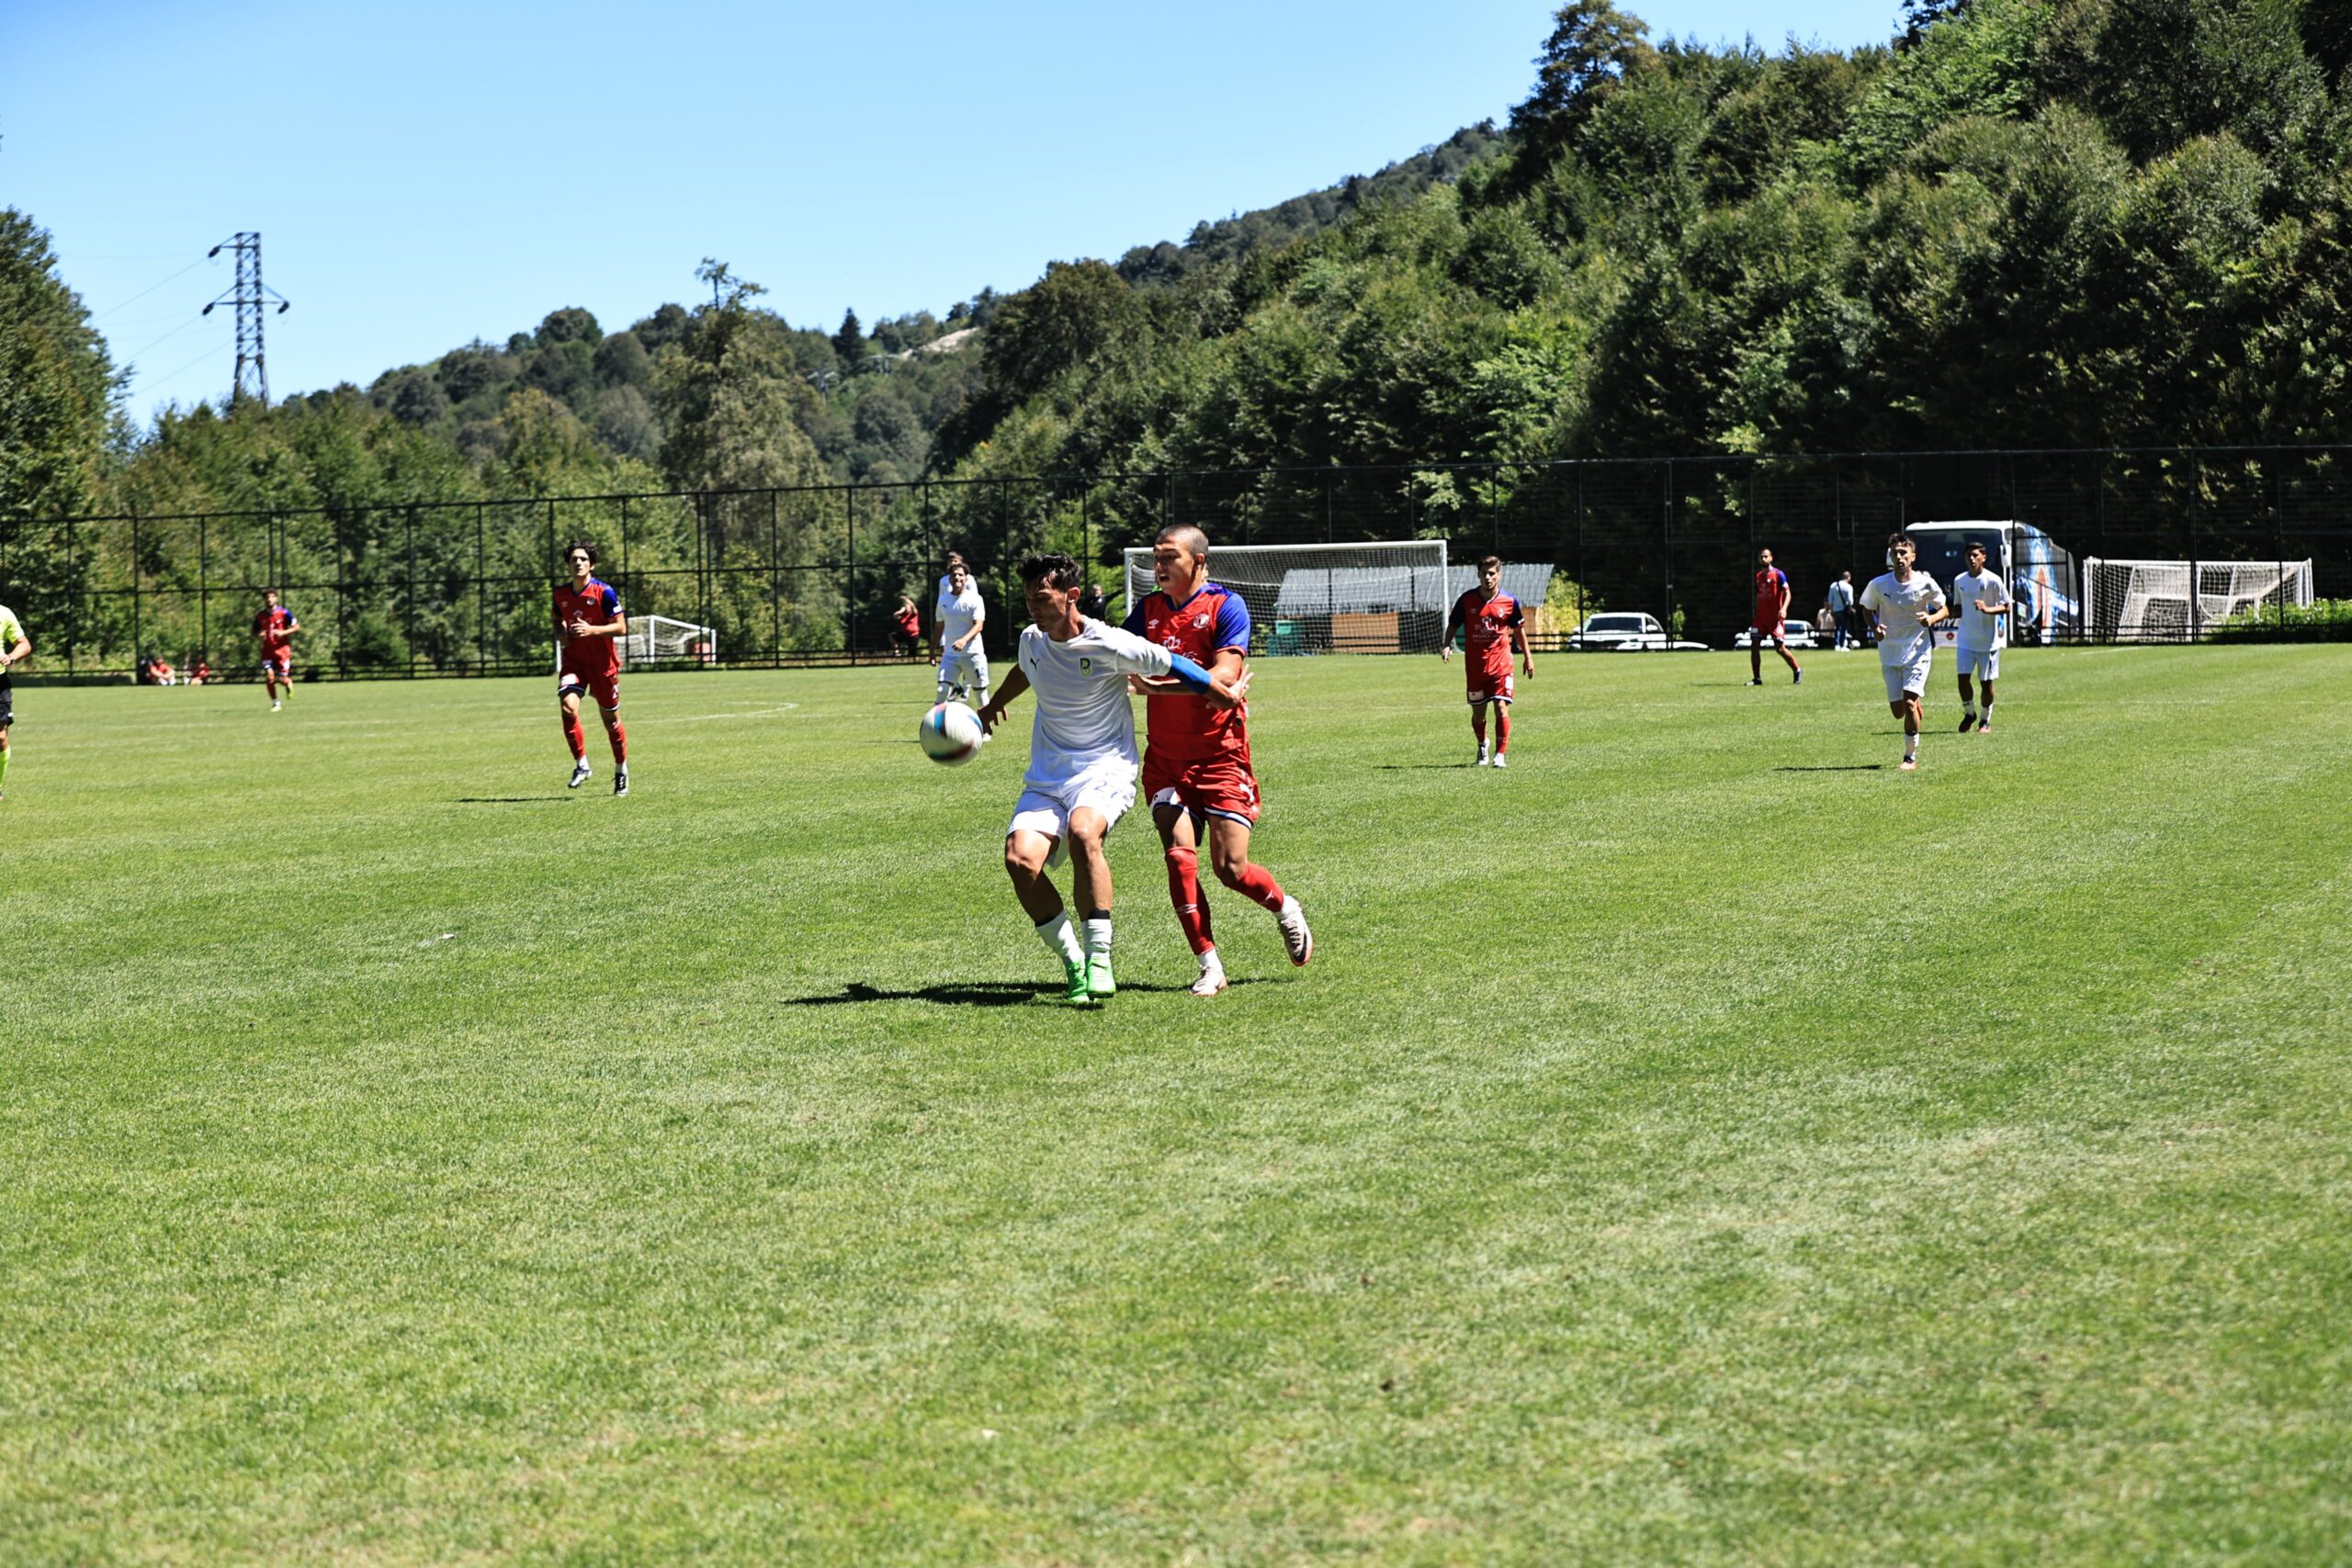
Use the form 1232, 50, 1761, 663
1479, 554, 1502, 571
1020, 552, 1083, 591
944, 550, 967, 571
564, 539, 599, 566
1887, 531, 1915, 550
1154, 523, 1209, 558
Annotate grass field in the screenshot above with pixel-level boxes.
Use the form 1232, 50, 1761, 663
6, 646, 2349, 1564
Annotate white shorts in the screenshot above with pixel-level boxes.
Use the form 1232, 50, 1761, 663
1882, 649, 1933, 703
939, 648, 989, 689
1956, 646, 2001, 682
1008, 760, 1136, 866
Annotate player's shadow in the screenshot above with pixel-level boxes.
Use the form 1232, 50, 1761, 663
786, 978, 1266, 1007
1774, 764, 1884, 772
1372, 762, 1481, 771
455, 795, 573, 804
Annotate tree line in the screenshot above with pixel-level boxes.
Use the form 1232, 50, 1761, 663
5, 0, 2349, 631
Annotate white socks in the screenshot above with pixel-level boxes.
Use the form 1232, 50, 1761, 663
1082, 918, 1113, 962
1036, 912, 1083, 966
1905, 732, 1920, 759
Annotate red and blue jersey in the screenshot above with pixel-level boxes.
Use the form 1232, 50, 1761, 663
1753, 567, 1791, 626
1125, 581, 1251, 764
1451, 589, 1522, 676
554, 578, 623, 679
253, 604, 298, 653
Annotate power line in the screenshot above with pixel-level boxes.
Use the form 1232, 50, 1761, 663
140, 334, 239, 397
90, 254, 215, 323
118, 312, 216, 367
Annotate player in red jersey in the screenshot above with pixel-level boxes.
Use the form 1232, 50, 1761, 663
1442, 556, 1534, 767
252, 589, 300, 710
1747, 547, 1803, 685
552, 541, 630, 795
1125, 525, 1313, 997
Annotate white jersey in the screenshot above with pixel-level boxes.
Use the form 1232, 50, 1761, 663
1951, 569, 2009, 651
1015, 618, 1173, 786
936, 583, 985, 647
1860, 570, 1948, 666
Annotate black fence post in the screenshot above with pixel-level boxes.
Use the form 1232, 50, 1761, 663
847, 484, 857, 665
769, 489, 781, 668
475, 502, 486, 675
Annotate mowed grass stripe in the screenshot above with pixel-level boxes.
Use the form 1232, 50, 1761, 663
3, 647, 2347, 1563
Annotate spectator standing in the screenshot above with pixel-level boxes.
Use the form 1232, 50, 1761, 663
1826, 570, 1858, 649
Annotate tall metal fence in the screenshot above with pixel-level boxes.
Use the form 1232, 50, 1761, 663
3, 446, 2346, 679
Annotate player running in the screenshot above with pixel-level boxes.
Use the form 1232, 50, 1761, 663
935, 556, 989, 706
253, 589, 300, 710
552, 541, 630, 796
1441, 556, 1534, 767
1747, 547, 1804, 685
976, 552, 1249, 1006
1125, 525, 1314, 998
1952, 541, 2010, 733
0, 601, 29, 802
1860, 532, 1952, 772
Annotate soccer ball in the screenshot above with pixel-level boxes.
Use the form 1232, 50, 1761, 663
919, 701, 987, 765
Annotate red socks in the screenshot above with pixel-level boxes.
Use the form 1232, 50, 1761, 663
562, 713, 586, 761
1165, 846, 1216, 954
1221, 858, 1286, 914
1495, 706, 1511, 754
607, 720, 628, 764
1471, 709, 1487, 746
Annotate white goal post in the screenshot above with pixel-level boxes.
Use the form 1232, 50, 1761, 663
1121, 539, 1512, 654
2081, 558, 2313, 641
620, 614, 718, 664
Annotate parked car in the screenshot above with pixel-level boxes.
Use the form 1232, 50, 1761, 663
1731, 617, 1823, 649
1565, 612, 1708, 651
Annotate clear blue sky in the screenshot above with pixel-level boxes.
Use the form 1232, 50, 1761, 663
3, 0, 1902, 424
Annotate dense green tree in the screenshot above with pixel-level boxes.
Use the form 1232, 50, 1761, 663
831, 310, 865, 367
1, 209, 120, 522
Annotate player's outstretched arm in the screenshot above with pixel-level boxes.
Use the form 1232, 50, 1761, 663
976, 668, 1030, 732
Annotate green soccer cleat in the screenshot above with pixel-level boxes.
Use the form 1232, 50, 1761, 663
1063, 959, 1093, 1005
1086, 955, 1116, 998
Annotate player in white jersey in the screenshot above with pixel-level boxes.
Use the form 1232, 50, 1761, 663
934, 557, 989, 705
976, 552, 1250, 1005
1859, 531, 1952, 772
1951, 541, 2010, 734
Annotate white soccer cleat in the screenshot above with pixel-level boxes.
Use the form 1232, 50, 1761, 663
613, 765, 630, 797
1275, 895, 1314, 968
1476, 748, 1490, 767
270, 699, 281, 711
568, 760, 592, 789
1190, 952, 1228, 998
1492, 752, 1509, 769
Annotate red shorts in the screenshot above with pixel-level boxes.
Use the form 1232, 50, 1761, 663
558, 666, 621, 711
1751, 618, 1787, 643
1142, 748, 1261, 826
259, 650, 291, 679
1466, 668, 1515, 705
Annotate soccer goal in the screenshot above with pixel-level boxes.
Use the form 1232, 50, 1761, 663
1120, 539, 1455, 654
2082, 558, 2314, 641
620, 614, 718, 664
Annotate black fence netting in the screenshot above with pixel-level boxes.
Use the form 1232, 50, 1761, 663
3, 446, 2345, 679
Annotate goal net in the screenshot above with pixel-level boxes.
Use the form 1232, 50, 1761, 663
2082, 558, 2313, 641
620, 614, 718, 664
1122, 540, 1480, 654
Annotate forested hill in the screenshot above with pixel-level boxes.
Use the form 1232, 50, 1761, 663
6, 0, 2352, 531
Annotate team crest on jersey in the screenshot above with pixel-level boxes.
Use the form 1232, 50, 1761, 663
1193, 614, 1209, 627
1080, 657, 1091, 671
